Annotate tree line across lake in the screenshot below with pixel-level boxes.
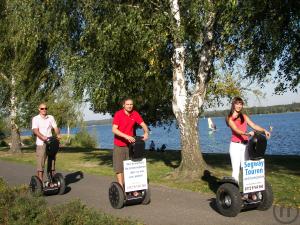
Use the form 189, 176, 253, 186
85, 102, 300, 126
204, 102, 300, 118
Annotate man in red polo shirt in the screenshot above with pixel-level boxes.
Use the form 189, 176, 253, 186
112, 98, 149, 188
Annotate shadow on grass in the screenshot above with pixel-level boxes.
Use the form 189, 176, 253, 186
78, 149, 182, 169
60, 146, 101, 153
201, 170, 219, 194
145, 151, 181, 169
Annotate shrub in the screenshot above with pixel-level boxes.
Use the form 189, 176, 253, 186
0, 178, 141, 225
0, 140, 8, 147
22, 136, 35, 146
70, 129, 98, 148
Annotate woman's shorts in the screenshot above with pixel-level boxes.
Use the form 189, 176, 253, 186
113, 145, 129, 173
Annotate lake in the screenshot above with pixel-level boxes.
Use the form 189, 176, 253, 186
24, 112, 300, 155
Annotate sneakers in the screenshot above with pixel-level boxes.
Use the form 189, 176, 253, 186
242, 194, 249, 200
130, 191, 141, 197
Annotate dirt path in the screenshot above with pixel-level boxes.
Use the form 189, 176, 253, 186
0, 160, 298, 225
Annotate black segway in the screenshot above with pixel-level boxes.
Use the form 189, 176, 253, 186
29, 137, 66, 195
109, 136, 151, 209
216, 132, 273, 217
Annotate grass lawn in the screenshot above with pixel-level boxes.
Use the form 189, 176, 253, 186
0, 147, 299, 208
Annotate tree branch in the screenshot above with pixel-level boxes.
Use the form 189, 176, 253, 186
0, 71, 9, 83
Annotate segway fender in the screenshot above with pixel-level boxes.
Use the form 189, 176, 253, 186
218, 177, 239, 188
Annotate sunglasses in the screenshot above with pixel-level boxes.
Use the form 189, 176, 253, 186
40, 108, 47, 110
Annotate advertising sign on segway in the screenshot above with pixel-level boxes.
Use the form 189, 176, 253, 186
124, 158, 148, 192
243, 159, 265, 193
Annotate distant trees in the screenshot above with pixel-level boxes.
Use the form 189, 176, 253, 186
204, 103, 300, 117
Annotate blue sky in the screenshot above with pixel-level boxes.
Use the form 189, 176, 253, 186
83, 88, 299, 121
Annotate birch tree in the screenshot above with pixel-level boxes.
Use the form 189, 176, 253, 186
71, 0, 299, 179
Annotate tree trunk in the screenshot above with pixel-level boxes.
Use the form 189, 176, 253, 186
10, 122, 21, 153
67, 123, 71, 144
9, 75, 21, 153
169, 0, 215, 179
176, 111, 207, 179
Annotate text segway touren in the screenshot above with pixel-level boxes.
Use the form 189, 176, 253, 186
109, 136, 151, 209
216, 132, 273, 217
29, 137, 66, 195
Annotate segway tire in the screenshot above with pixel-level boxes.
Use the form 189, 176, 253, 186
257, 180, 273, 211
216, 183, 242, 217
29, 176, 43, 196
142, 188, 151, 205
54, 173, 66, 195
109, 182, 125, 209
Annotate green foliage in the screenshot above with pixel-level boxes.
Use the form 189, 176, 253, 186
67, 0, 300, 126
0, 0, 82, 131
0, 140, 8, 147
21, 136, 35, 146
0, 178, 140, 225
0, 116, 9, 139
217, 0, 300, 93
68, 0, 174, 126
0, 116, 9, 146
70, 128, 98, 148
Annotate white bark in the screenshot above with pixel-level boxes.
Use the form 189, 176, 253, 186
10, 75, 17, 128
168, 0, 216, 176
67, 123, 70, 143
0, 71, 9, 83
190, 9, 216, 116
10, 74, 21, 153
170, 0, 187, 117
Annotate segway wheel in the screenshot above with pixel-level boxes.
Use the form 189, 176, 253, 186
109, 182, 125, 209
29, 176, 43, 196
142, 188, 151, 205
53, 173, 66, 195
216, 183, 242, 217
257, 180, 273, 211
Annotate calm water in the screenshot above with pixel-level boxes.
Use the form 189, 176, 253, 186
24, 112, 300, 155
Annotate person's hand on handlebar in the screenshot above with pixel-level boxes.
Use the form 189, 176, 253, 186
143, 132, 149, 141
41, 135, 48, 142
264, 130, 271, 139
245, 131, 255, 137
126, 135, 136, 143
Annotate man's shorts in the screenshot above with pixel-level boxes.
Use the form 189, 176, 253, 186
36, 144, 55, 171
113, 145, 129, 173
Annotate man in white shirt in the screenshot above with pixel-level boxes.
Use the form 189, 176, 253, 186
32, 103, 60, 182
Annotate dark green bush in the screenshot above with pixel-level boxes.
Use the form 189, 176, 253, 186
22, 136, 35, 146
70, 129, 98, 148
0, 140, 8, 147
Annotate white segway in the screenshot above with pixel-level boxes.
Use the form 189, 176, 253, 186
29, 137, 66, 195
109, 136, 151, 209
216, 132, 273, 217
